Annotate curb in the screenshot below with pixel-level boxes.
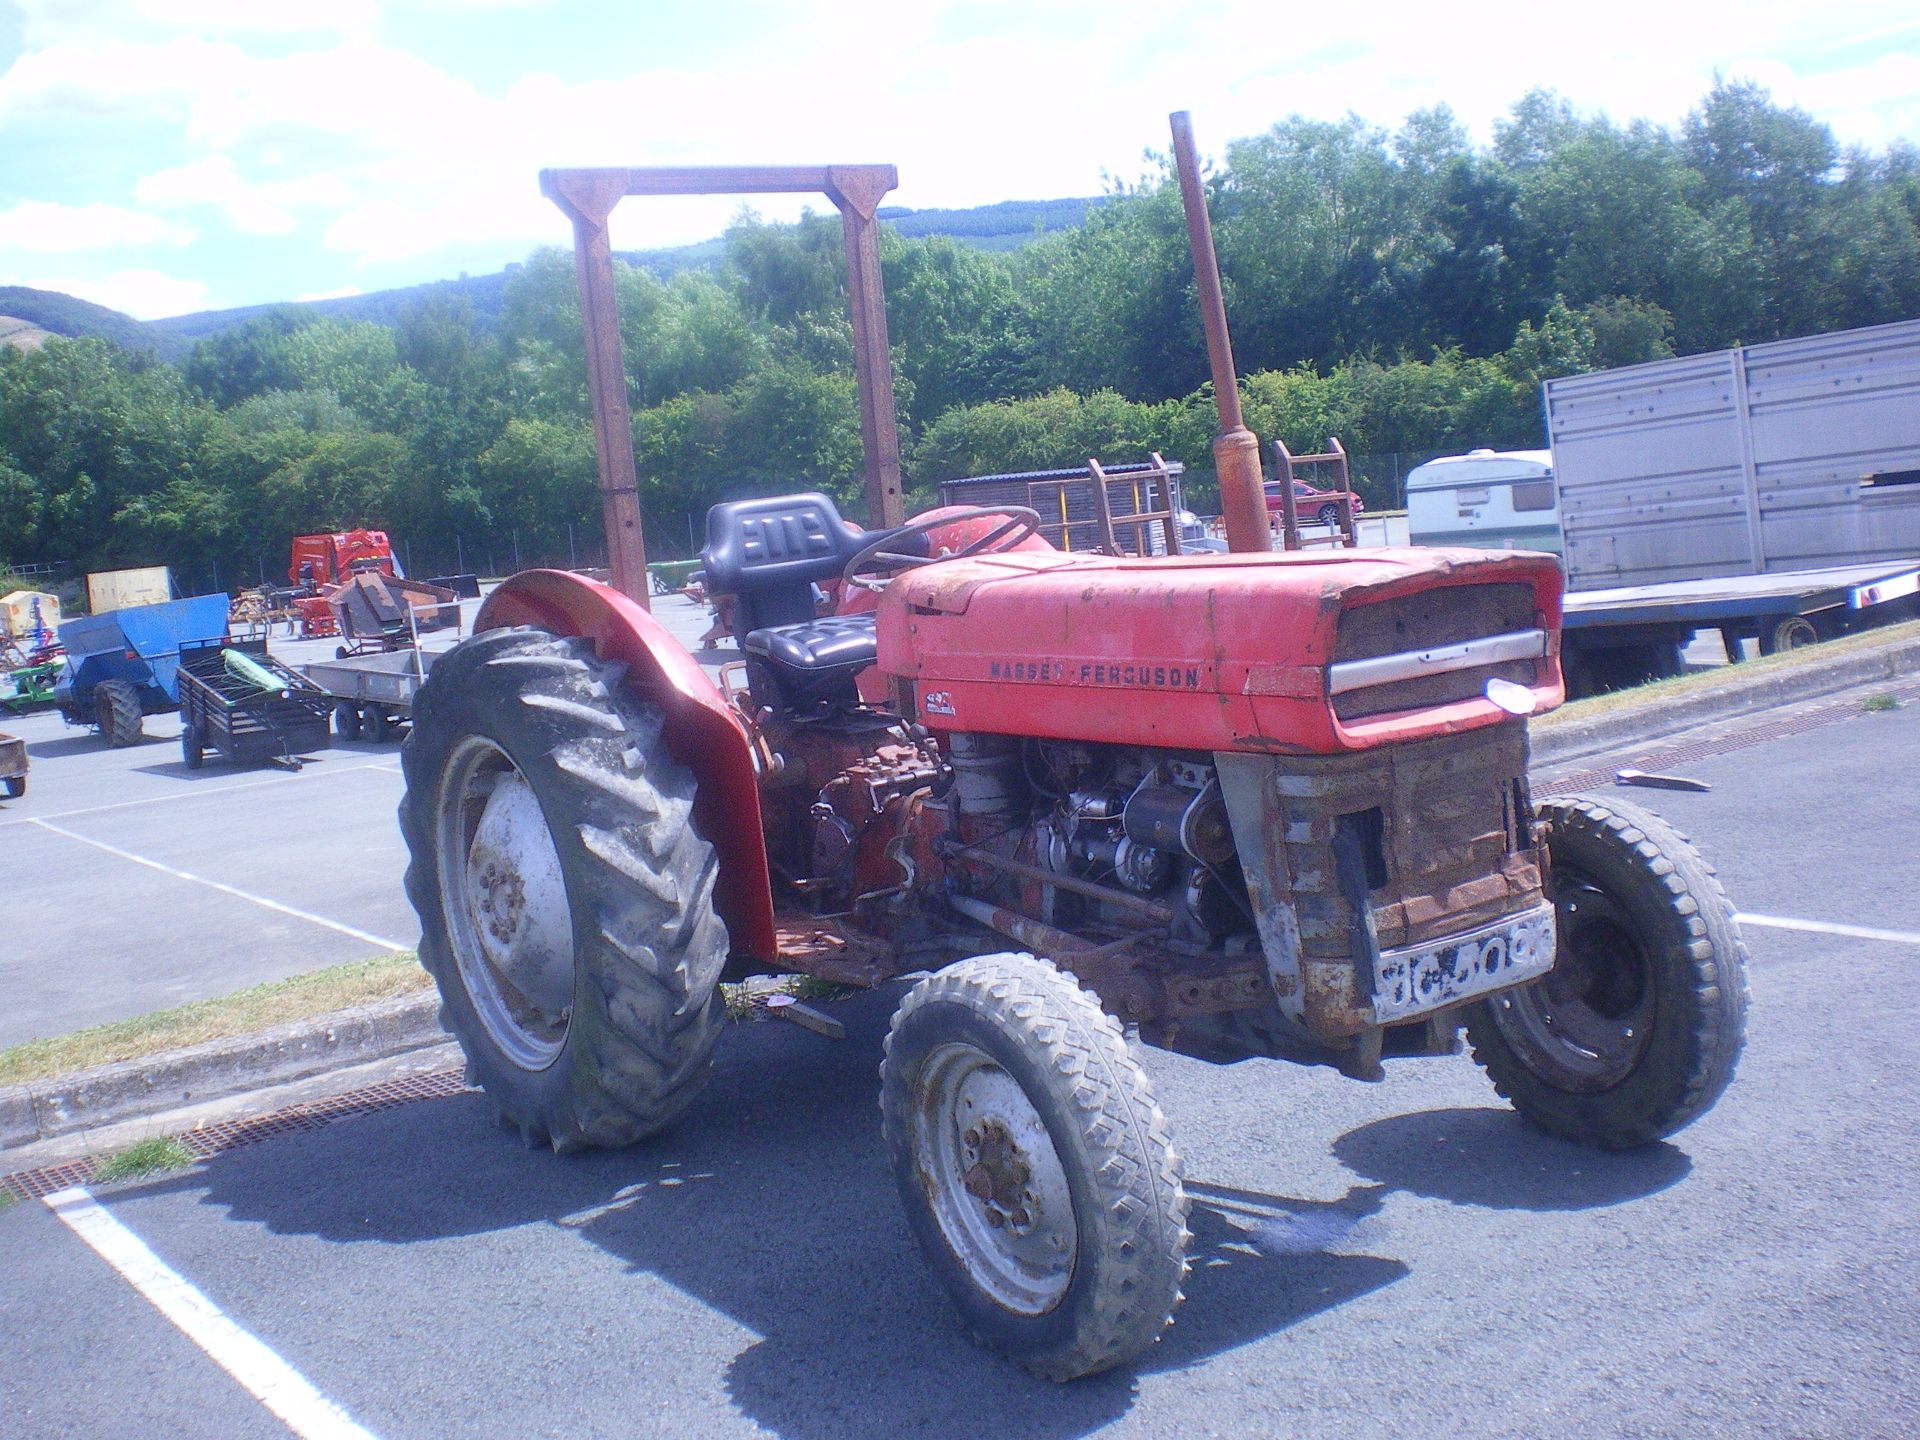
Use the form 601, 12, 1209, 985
1531, 632, 1920, 769
0, 991, 447, 1153
6, 629, 1915, 1158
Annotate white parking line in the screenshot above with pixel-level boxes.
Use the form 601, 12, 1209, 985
0, 758, 402, 831
1736, 912, 1920, 946
45, 1187, 380, 1440
28, 818, 409, 952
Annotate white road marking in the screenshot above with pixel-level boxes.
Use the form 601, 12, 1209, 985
0, 759, 401, 830
1735, 912, 1920, 946
44, 1187, 381, 1440
28, 818, 409, 952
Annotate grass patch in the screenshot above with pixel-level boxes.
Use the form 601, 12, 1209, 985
722, 973, 858, 1023
1861, 692, 1902, 712
1534, 618, 1920, 729
92, 1136, 195, 1183
0, 1190, 15, 1213
0, 951, 429, 1088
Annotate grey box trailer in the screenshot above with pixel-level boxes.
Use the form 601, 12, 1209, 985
1543, 318, 1920, 687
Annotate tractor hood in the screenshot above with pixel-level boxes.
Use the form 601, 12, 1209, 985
875, 546, 1565, 753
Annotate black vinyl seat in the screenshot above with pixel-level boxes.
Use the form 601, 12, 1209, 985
743, 613, 880, 709
701, 492, 919, 712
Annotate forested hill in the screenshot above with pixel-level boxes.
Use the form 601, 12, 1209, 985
1, 195, 1108, 355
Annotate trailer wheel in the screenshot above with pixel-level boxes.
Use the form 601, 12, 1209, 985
364, 705, 392, 743
881, 952, 1190, 1381
94, 680, 144, 747
1466, 797, 1748, 1149
333, 702, 362, 741
181, 723, 204, 770
1759, 614, 1818, 655
399, 626, 728, 1151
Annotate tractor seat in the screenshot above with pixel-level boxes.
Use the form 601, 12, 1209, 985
742, 614, 878, 710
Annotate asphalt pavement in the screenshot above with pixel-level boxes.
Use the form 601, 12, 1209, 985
3, 696, 1916, 1438
0, 591, 722, 1048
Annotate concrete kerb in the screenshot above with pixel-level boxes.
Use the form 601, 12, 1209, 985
1531, 630, 1920, 769
0, 990, 447, 1153
6, 627, 1917, 1164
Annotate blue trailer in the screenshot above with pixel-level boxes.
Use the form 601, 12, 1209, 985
55, 593, 232, 747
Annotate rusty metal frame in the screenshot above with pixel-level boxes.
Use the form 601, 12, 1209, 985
542, 164, 908, 607
1170, 113, 1268, 556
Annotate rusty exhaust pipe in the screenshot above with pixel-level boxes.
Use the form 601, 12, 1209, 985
1170, 111, 1268, 555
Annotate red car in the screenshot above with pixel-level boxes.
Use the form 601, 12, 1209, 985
1264, 479, 1364, 528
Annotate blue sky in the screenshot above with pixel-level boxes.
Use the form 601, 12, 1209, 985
1, 0, 1916, 320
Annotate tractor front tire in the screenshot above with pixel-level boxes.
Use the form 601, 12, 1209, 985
399, 626, 729, 1151
881, 952, 1190, 1381
95, 680, 144, 747
1466, 796, 1748, 1149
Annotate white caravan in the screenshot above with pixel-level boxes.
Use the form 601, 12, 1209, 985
1404, 449, 1561, 554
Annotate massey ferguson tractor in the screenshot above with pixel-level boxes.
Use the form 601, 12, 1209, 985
396, 135, 1748, 1383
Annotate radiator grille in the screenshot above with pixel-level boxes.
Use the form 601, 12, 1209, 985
1334, 583, 1538, 719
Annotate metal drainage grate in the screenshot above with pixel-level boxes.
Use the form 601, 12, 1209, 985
1536, 679, 1920, 799
2, 1066, 472, 1204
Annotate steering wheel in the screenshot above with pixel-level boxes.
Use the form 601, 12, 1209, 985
842, 506, 1043, 592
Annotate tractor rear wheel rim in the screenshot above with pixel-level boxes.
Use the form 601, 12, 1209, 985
434, 735, 576, 1069
912, 1041, 1076, 1316
1491, 873, 1655, 1089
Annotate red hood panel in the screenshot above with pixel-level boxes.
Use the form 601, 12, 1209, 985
875, 546, 1564, 753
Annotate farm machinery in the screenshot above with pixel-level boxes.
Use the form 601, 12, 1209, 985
55, 593, 231, 746
397, 136, 1748, 1382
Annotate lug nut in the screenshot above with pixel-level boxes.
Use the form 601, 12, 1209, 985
963, 1164, 993, 1200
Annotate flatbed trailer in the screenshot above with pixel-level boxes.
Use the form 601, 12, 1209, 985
177, 638, 332, 770
303, 647, 438, 743
1560, 558, 1920, 691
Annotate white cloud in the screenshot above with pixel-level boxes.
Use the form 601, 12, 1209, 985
19, 268, 211, 319
135, 155, 353, 236
0, 201, 195, 253
3, 0, 1918, 311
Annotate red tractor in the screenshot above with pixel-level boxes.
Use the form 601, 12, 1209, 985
398, 498, 1747, 1379
396, 146, 1747, 1382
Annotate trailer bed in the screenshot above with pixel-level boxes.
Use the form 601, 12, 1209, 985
303, 647, 440, 743
178, 638, 332, 770
1564, 560, 1920, 628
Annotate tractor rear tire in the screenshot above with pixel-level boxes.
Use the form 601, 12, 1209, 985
880, 952, 1190, 1381
181, 723, 204, 769
1466, 796, 1748, 1149
399, 626, 729, 1151
95, 680, 144, 747
333, 702, 362, 740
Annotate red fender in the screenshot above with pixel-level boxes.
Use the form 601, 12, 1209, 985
474, 569, 777, 962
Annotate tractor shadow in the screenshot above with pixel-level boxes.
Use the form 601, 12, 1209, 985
172, 990, 1404, 1439
1332, 1107, 1692, 1211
